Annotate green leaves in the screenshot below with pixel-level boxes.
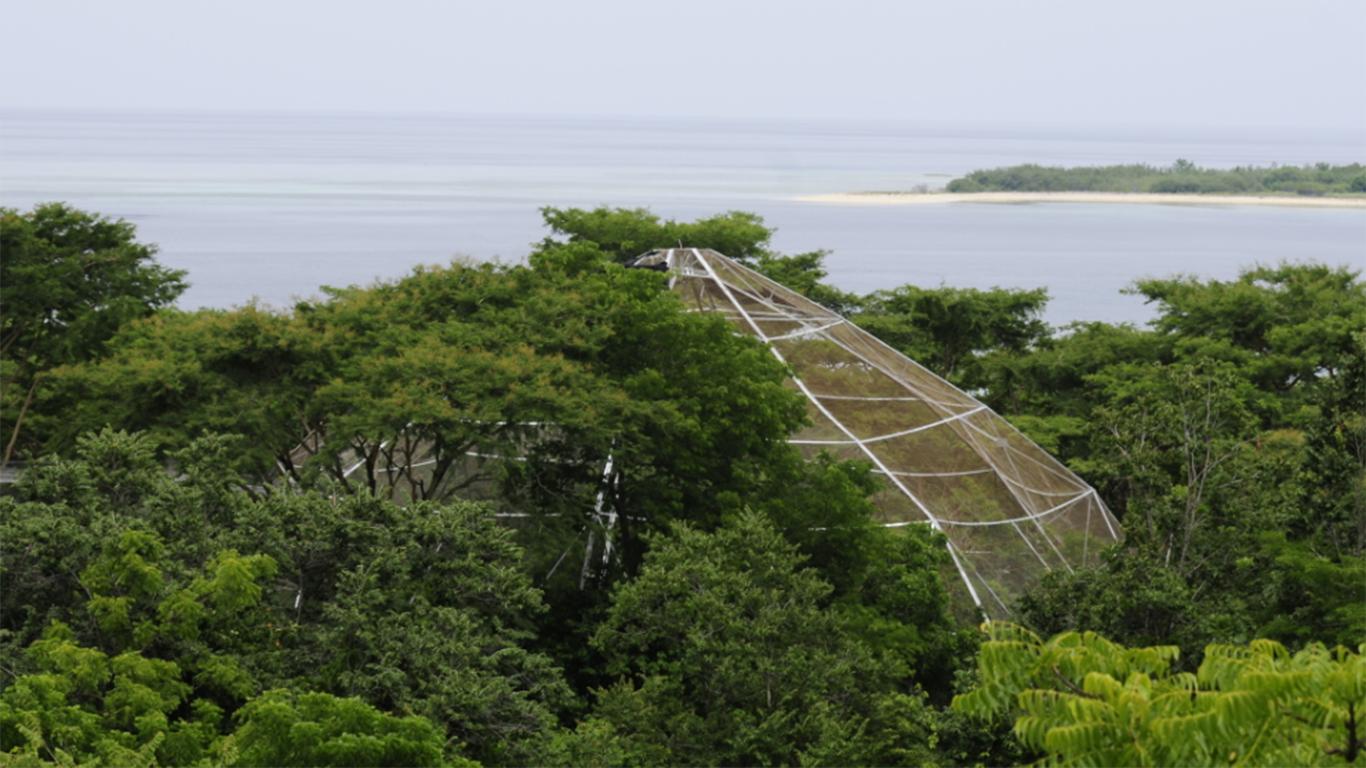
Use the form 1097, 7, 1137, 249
1, 437, 574, 766
999, 263, 1364, 663
584, 510, 907, 765
0, 202, 186, 367
43, 306, 320, 481
539, 206, 774, 263
955, 623, 1366, 766
227, 690, 449, 768
0, 538, 279, 767
1135, 264, 1366, 396
0, 204, 186, 461
288, 498, 572, 765
854, 284, 1051, 387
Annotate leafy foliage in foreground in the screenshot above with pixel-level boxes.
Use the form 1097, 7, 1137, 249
585, 511, 911, 765
227, 691, 450, 768
955, 622, 1366, 766
0, 430, 564, 765
0, 428, 986, 766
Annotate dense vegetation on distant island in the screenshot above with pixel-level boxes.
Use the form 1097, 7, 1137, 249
946, 159, 1366, 196
1, 203, 1363, 766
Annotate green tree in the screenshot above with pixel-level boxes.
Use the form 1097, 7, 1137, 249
2, 429, 176, 650
1300, 329, 1366, 558
1133, 263, 1366, 401
281, 499, 574, 765
954, 622, 1366, 766
1079, 360, 1261, 573
584, 510, 925, 766
1249, 533, 1366, 649
976, 320, 1165, 421
40, 307, 318, 484
1, 430, 580, 766
0, 526, 278, 767
226, 690, 450, 768
853, 284, 1051, 386
991, 264, 1362, 662
539, 206, 774, 263
1017, 548, 1215, 653
1, 204, 185, 463
538, 205, 860, 311
48, 243, 810, 555
1016, 359, 1310, 655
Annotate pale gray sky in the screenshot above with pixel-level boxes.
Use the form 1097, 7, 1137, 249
3, 0, 1364, 133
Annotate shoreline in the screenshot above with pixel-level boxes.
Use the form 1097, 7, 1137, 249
796, 191, 1366, 209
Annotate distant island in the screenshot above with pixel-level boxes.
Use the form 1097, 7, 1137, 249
799, 161, 1366, 208
946, 160, 1366, 196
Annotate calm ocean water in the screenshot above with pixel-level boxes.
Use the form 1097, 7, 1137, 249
2, 109, 1363, 324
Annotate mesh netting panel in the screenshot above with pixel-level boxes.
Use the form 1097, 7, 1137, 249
773, 338, 913, 397
663, 247, 1122, 618
868, 482, 932, 526
795, 443, 869, 465
792, 400, 850, 443
898, 472, 1029, 526
867, 427, 994, 476
817, 397, 955, 440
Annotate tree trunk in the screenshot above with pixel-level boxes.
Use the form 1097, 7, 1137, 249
2, 375, 40, 466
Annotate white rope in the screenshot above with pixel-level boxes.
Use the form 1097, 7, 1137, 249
1011, 517, 1054, 570
873, 499, 1086, 529
960, 417, 1084, 485
951, 411, 1073, 571
809, 394, 925, 402
686, 309, 832, 323
879, 519, 934, 528
1099, 494, 1120, 539
721, 280, 978, 412
872, 467, 994, 478
341, 438, 391, 478
790, 404, 988, 445
721, 282, 841, 324
936, 489, 1092, 527
379, 453, 437, 472
996, 470, 1090, 497
1083, 502, 1092, 564
691, 248, 985, 612
761, 318, 848, 342
463, 451, 529, 463
872, 490, 1090, 532
953, 535, 1012, 615
703, 251, 1124, 603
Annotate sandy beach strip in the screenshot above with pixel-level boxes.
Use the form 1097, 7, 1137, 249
796, 191, 1366, 209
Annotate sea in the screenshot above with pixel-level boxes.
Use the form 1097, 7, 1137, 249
2, 109, 1363, 326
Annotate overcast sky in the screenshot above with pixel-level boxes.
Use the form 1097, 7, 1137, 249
3, 0, 1363, 134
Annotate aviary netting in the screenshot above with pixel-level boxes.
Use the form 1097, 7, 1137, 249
633, 247, 1122, 618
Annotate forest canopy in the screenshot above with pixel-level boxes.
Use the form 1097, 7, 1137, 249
1, 203, 1362, 766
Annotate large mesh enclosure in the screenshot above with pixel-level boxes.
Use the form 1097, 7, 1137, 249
640, 247, 1122, 618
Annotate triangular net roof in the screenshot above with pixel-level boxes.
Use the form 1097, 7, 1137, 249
645, 247, 1122, 618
